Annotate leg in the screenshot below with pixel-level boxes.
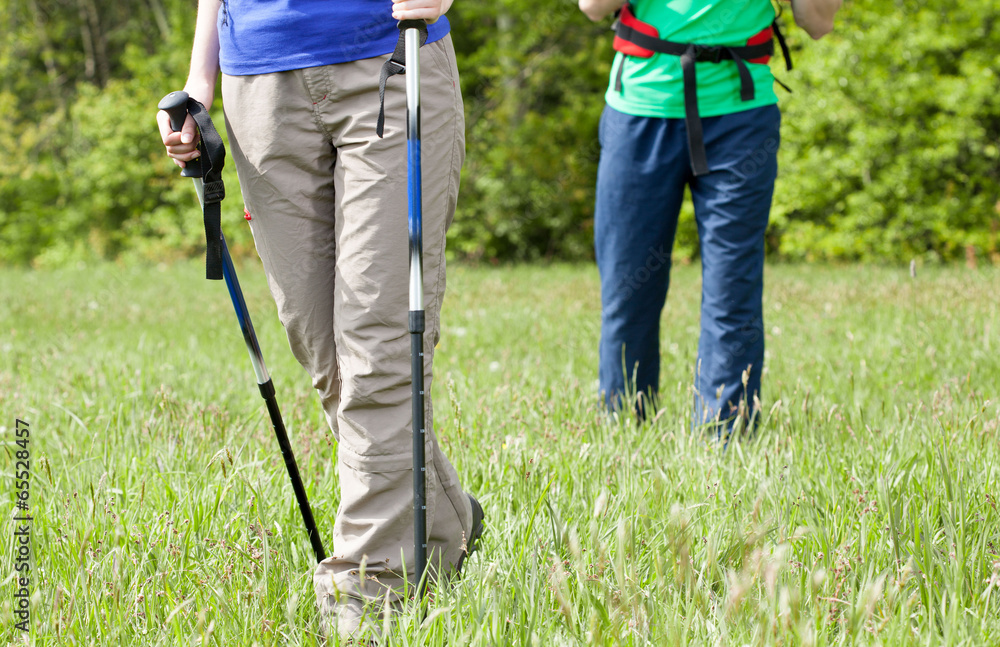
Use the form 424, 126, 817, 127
305, 37, 471, 618
223, 37, 472, 638
221, 73, 342, 431
689, 104, 781, 434
595, 106, 688, 418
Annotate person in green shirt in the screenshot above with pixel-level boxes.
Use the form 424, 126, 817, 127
579, 0, 841, 435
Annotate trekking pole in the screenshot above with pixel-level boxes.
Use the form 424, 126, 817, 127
400, 20, 428, 595
157, 91, 326, 564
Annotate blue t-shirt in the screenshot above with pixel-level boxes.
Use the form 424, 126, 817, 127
218, 1, 451, 75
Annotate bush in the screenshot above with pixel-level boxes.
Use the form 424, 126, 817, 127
448, 1, 612, 262
772, 0, 1000, 263
2, 1, 998, 265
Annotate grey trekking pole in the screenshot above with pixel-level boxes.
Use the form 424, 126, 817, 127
157, 91, 326, 564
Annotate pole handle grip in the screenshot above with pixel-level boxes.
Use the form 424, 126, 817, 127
396, 19, 426, 33
158, 90, 189, 134
158, 90, 201, 178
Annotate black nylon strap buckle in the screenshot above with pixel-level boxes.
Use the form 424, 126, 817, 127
203, 180, 225, 204
693, 45, 726, 64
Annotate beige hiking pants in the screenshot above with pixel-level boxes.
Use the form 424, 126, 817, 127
221, 36, 471, 617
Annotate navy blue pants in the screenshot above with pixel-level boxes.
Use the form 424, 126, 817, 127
595, 104, 780, 429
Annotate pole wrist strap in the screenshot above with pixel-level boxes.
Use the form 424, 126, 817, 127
376, 20, 428, 138
186, 98, 227, 280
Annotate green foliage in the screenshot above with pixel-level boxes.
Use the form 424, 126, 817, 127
448, 1, 612, 261
1, 1, 998, 265
773, 0, 1000, 262
0, 0, 252, 266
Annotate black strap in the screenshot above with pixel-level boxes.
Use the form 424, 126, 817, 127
773, 19, 793, 72
185, 98, 227, 280
680, 46, 709, 176
614, 56, 626, 93
376, 20, 428, 138
771, 18, 794, 93
680, 45, 758, 176
614, 19, 781, 176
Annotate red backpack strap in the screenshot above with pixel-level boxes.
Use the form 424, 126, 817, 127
747, 20, 794, 70
746, 26, 774, 65
613, 3, 659, 59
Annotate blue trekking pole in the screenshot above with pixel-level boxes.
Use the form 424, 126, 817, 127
376, 17, 434, 596
157, 91, 326, 564
401, 20, 429, 596
377, 19, 430, 594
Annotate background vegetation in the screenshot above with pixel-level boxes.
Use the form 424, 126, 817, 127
1, 0, 999, 265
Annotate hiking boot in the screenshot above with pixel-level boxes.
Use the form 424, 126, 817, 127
455, 492, 485, 576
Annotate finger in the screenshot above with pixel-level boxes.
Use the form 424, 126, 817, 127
165, 139, 201, 159
157, 110, 177, 146
158, 112, 199, 143
164, 134, 200, 160
166, 147, 201, 162
180, 113, 198, 145
163, 133, 199, 156
391, 0, 441, 21
158, 112, 200, 162
392, 0, 439, 8
392, 9, 440, 22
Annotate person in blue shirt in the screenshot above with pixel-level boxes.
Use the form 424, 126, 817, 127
157, 0, 482, 639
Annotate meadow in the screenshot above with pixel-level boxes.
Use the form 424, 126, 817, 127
1, 261, 998, 645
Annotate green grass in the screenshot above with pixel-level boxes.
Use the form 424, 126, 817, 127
2, 261, 999, 646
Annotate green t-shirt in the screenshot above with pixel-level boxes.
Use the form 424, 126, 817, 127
606, 0, 780, 119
